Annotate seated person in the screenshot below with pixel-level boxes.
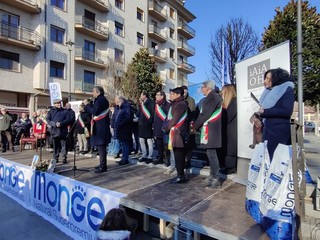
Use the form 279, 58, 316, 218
14, 113, 32, 145
96, 208, 137, 240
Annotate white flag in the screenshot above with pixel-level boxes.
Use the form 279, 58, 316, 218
49, 82, 62, 106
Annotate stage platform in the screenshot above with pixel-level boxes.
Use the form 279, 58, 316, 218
2, 148, 267, 240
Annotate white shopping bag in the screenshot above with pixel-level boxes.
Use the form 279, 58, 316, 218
246, 141, 270, 223
260, 144, 299, 240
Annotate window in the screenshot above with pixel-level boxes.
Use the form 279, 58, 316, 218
169, 7, 175, 19
0, 50, 20, 71
50, 25, 64, 43
84, 10, 96, 30
169, 48, 175, 59
115, 0, 123, 10
84, 40, 95, 61
115, 21, 124, 37
137, 8, 144, 21
137, 32, 144, 46
1, 12, 19, 39
169, 68, 175, 79
169, 28, 174, 39
50, 60, 64, 78
115, 48, 123, 62
51, 0, 65, 10
83, 70, 95, 92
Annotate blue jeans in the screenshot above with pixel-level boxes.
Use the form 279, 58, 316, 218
108, 138, 120, 156
120, 139, 130, 161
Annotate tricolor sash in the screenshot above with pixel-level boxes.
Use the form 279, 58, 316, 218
141, 102, 151, 120
155, 104, 166, 121
40, 116, 48, 125
168, 111, 187, 150
200, 107, 222, 144
90, 108, 109, 135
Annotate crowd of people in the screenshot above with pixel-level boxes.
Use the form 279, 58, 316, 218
0, 81, 238, 186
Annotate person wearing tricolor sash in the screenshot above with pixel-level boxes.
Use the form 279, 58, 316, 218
84, 86, 111, 173
137, 91, 154, 164
194, 80, 222, 188
163, 87, 189, 184
153, 91, 170, 165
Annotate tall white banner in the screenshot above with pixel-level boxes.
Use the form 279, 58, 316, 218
49, 82, 62, 106
0, 157, 125, 240
235, 41, 291, 159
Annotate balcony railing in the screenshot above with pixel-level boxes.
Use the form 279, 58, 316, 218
74, 47, 108, 68
149, 48, 166, 63
0, 22, 41, 49
178, 20, 195, 39
148, 25, 166, 42
75, 16, 109, 40
177, 60, 195, 73
177, 41, 195, 56
77, 0, 109, 12
82, 81, 95, 92
1, 0, 41, 14
148, 0, 167, 21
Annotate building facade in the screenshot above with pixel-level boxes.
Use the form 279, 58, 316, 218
0, 0, 195, 112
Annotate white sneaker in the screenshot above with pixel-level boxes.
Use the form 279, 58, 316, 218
163, 167, 175, 175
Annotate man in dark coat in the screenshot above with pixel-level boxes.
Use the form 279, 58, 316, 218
153, 91, 170, 165
47, 99, 73, 163
137, 91, 154, 164
164, 87, 189, 184
181, 85, 196, 169
65, 103, 76, 151
114, 96, 133, 165
84, 86, 111, 173
194, 80, 222, 188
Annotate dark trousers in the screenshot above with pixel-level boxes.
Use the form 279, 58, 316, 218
185, 134, 195, 163
155, 137, 165, 160
52, 137, 67, 161
97, 145, 107, 168
173, 147, 186, 176
120, 139, 130, 161
206, 149, 220, 178
15, 128, 27, 144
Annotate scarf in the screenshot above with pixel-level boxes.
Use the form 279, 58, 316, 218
259, 82, 294, 109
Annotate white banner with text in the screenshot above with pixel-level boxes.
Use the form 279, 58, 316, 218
0, 157, 125, 240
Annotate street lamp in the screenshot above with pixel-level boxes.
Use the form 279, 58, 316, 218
66, 39, 74, 102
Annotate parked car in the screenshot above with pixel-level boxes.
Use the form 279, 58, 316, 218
304, 122, 315, 132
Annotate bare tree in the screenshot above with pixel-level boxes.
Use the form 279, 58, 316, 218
210, 18, 259, 88
104, 57, 124, 101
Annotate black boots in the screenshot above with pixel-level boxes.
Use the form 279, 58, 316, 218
170, 175, 186, 184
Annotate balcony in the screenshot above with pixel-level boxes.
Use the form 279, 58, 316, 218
74, 47, 108, 69
149, 48, 166, 63
77, 0, 109, 12
82, 81, 96, 93
75, 16, 109, 40
178, 20, 195, 39
0, 0, 41, 14
177, 41, 195, 57
177, 60, 195, 74
0, 22, 41, 50
148, 25, 166, 43
148, 0, 167, 22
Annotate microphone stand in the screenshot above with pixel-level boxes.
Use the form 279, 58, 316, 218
56, 121, 89, 178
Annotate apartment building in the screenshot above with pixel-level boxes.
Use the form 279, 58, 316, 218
0, 0, 195, 112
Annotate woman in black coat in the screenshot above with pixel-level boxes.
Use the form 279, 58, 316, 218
84, 86, 111, 173
218, 84, 237, 174
258, 68, 295, 161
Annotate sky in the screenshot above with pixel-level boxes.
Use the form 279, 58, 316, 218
184, 0, 320, 85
